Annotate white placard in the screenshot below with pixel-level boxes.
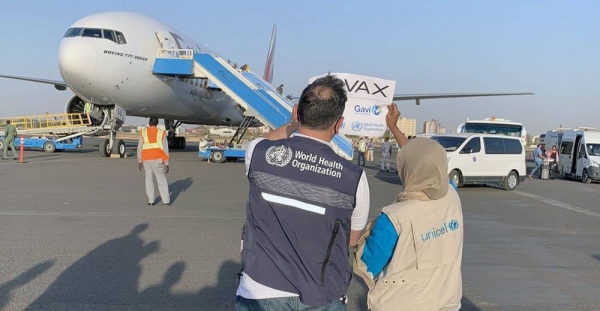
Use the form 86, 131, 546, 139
309, 73, 396, 137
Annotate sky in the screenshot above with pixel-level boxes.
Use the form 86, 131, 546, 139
0, 0, 599, 135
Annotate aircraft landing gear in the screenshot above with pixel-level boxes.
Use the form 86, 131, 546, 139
165, 119, 186, 150
98, 106, 126, 158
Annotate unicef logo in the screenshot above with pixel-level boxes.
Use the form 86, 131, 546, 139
371, 105, 382, 115
449, 220, 459, 231
265, 145, 293, 167
351, 121, 363, 131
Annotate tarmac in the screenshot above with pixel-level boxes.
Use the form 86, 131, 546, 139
0, 138, 599, 311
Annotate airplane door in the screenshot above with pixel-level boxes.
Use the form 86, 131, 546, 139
155, 32, 178, 57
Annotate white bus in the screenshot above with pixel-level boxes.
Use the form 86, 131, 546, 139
457, 117, 526, 144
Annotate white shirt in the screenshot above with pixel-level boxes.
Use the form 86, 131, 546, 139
237, 133, 370, 299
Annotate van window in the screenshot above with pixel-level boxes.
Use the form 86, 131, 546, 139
484, 137, 504, 154
560, 141, 573, 155
588, 144, 600, 156
431, 136, 466, 152
460, 137, 481, 154
503, 138, 523, 154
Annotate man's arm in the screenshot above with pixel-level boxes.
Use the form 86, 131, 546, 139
137, 135, 143, 164
350, 171, 370, 247
386, 103, 409, 147
262, 122, 298, 141
262, 104, 299, 141
163, 134, 169, 166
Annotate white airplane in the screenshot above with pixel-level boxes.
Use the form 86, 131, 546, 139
0, 11, 533, 157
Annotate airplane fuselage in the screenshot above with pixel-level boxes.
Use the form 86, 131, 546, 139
59, 12, 244, 125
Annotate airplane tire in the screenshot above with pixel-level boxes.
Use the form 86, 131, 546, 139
112, 139, 126, 158
99, 139, 111, 157
0, 141, 4, 150
43, 141, 56, 153
180, 137, 186, 149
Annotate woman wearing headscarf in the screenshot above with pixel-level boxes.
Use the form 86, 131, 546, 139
353, 114, 464, 311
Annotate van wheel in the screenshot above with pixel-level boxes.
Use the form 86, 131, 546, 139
582, 170, 591, 184
503, 171, 519, 191
449, 170, 461, 188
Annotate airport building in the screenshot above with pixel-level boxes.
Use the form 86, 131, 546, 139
397, 117, 417, 138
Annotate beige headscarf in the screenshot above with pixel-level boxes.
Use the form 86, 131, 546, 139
395, 137, 449, 202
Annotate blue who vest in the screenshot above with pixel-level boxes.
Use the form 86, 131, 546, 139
242, 135, 363, 306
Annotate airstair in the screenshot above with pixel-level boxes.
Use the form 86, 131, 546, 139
152, 49, 354, 160
0, 113, 110, 141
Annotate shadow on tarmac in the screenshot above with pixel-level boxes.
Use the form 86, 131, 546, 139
0, 260, 54, 310
461, 297, 484, 311
592, 254, 600, 262
24, 223, 160, 310
169, 177, 194, 203
18, 223, 242, 310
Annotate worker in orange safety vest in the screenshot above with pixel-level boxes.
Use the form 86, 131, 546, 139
137, 116, 171, 206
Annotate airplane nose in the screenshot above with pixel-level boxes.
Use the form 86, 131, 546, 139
58, 39, 97, 81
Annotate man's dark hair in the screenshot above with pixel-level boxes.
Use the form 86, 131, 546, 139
297, 74, 347, 130
6, 120, 10, 125
149, 116, 159, 126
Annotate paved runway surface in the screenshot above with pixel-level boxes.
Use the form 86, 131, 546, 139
1, 138, 599, 310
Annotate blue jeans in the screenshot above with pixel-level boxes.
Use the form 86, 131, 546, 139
357, 152, 365, 166
530, 160, 543, 177
235, 295, 346, 311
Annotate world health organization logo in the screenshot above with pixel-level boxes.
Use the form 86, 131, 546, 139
351, 121, 363, 131
265, 145, 293, 167
371, 105, 382, 116
449, 219, 459, 231
341, 121, 346, 129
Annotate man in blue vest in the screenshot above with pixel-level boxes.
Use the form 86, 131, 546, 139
236, 75, 371, 310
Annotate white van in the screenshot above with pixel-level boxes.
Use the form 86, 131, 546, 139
557, 130, 600, 183
431, 133, 526, 190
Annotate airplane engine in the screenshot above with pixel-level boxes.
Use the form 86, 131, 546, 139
64, 94, 109, 136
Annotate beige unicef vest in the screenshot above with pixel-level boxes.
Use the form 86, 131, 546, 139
354, 188, 463, 311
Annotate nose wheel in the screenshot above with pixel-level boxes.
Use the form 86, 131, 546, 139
165, 119, 186, 150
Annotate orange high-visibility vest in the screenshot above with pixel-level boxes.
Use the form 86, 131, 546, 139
141, 126, 168, 162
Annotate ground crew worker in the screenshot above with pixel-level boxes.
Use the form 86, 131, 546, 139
366, 138, 374, 162
353, 136, 463, 311
3, 120, 18, 160
276, 84, 284, 95
380, 137, 391, 172
357, 137, 366, 166
236, 74, 370, 310
137, 116, 171, 206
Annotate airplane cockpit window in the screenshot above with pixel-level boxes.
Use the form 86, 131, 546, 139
115, 31, 127, 44
103, 29, 116, 43
64, 28, 83, 37
82, 28, 102, 38
63, 27, 126, 44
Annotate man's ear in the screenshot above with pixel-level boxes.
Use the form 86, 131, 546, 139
292, 104, 299, 123
335, 116, 344, 133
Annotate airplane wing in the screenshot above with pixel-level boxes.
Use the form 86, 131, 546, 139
392, 92, 534, 105
0, 74, 68, 91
